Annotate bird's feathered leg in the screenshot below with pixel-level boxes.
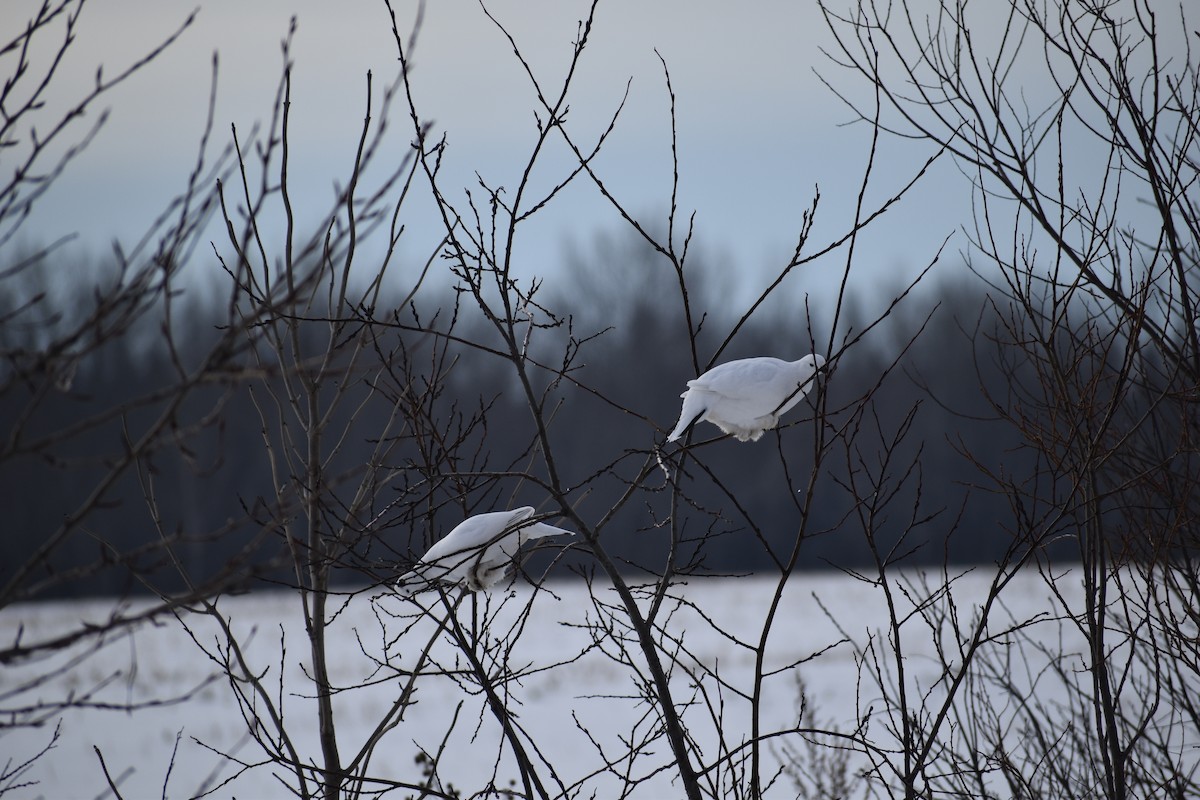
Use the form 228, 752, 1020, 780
469, 561, 509, 592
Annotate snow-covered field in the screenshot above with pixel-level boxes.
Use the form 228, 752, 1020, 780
2, 570, 1084, 798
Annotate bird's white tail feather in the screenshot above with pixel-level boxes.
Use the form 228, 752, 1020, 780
522, 522, 573, 540
667, 390, 707, 442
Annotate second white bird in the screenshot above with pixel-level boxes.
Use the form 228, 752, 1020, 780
397, 506, 571, 593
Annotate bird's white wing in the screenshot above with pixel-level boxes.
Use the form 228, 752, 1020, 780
426, 507, 533, 561
693, 359, 790, 408
668, 359, 782, 441
399, 507, 534, 591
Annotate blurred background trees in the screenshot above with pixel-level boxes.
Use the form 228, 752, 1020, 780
1, 241, 1029, 598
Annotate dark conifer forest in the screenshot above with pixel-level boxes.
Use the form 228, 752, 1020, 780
2, 239, 1040, 598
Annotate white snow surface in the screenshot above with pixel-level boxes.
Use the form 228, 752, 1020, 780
2, 570, 1089, 798
668, 354, 826, 442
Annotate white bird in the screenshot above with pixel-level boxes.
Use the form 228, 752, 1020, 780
397, 507, 572, 593
667, 354, 826, 443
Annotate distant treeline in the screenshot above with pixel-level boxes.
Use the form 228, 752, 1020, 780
1, 234, 1048, 598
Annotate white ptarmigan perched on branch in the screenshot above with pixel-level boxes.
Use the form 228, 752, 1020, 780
397, 507, 572, 593
667, 354, 826, 443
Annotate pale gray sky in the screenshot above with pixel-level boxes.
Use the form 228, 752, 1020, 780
15, 0, 990, 306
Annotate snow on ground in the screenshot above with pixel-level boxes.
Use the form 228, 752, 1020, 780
1, 569, 1080, 799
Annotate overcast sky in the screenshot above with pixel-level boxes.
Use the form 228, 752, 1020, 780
15, 1, 1042, 309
